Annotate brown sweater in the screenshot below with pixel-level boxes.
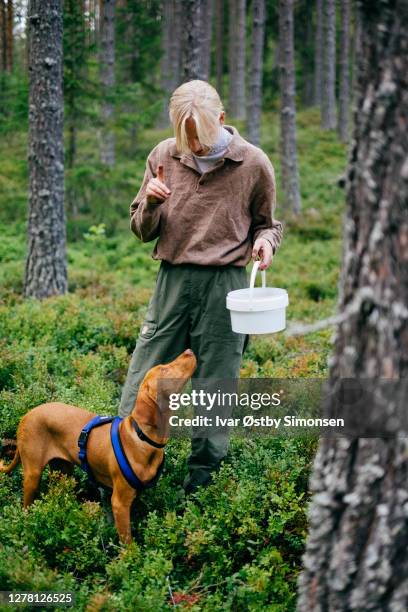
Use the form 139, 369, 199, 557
130, 124, 283, 267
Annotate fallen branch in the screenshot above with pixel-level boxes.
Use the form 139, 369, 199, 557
286, 286, 408, 336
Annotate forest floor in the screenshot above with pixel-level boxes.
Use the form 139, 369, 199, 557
0, 108, 347, 610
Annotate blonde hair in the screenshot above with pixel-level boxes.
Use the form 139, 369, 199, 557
169, 80, 224, 154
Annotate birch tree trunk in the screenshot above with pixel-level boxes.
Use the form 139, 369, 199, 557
24, 0, 67, 299
215, 0, 224, 96
247, 0, 265, 146
99, 0, 115, 166
321, 0, 336, 129
313, 0, 323, 107
279, 0, 301, 215
338, 0, 350, 142
181, 0, 205, 81
298, 2, 408, 609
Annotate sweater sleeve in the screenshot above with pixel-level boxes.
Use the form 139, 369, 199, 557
250, 153, 283, 255
130, 148, 162, 242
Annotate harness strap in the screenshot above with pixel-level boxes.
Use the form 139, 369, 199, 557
110, 416, 165, 491
78, 415, 165, 491
78, 415, 114, 485
130, 416, 166, 449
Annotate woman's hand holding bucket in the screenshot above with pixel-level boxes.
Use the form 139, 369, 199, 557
252, 237, 273, 270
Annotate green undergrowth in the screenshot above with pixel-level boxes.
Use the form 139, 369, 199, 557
0, 108, 346, 610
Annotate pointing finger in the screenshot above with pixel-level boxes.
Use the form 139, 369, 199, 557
157, 164, 164, 183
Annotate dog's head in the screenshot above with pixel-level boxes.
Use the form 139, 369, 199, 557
140, 349, 197, 404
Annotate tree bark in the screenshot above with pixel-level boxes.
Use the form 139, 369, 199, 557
351, 0, 361, 104
171, 0, 182, 86
302, 0, 314, 107
215, 0, 224, 96
25, 0, 67, 299
157, 0, 173, 128
99, 0, 115, 166
181, 0, 205, 81
247, 0, 265, 146
338, 0, 350, 142
279, 0, 301, 214
0, 0, 6, 71
228, 0, 237, 115
313, 0, 323, 107
234, 0, 246, 119
321, 0, 336, 129
228, 0, 246, 119
5, 0, 11, 71
200, 0, 213, 81
298, 1, 408, 609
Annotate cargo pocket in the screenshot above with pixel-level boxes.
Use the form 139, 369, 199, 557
139, 322, 158, 340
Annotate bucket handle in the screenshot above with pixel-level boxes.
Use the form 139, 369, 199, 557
249, 260, 266, 301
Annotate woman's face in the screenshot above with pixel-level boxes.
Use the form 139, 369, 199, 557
185, 112, 225, 156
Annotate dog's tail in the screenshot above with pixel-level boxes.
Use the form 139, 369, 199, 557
0, 448, 20, 474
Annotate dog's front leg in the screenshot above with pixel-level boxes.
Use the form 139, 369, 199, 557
111, 484, 136, 545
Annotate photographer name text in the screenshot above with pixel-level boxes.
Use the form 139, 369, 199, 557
169, 415, 345, 428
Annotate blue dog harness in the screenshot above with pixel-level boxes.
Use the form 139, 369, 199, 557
78, 415, 165, 491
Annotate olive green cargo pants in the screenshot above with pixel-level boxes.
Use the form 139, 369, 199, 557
118, 260, 247, 491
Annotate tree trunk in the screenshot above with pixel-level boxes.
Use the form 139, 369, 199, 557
157, 0, 173, 128
171, 0, 182, 86
234, 0, 246, 119
298, 2, 408, 609
25, 0, 67, 299
99, 0, 115, 166
338, 0, 350, 142
279, 0, 301, 215
313, 0, 323, 107
200, 0, 213, 81
351, 0, 361, 103
181, 0, 205, 81
321, 0, 336, 129
228, 0, 237, 115
302, 0, 314, 107
247, 0, 265, 146
5, 0, 11, 71
0, 0, 6, 71
215, 0, 224, 96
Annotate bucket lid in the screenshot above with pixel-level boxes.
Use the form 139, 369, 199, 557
226, 287, 289, 312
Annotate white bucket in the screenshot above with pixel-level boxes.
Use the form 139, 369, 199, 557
226, 260, 289, 334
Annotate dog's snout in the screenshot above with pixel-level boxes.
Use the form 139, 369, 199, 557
184, 349, 194, 356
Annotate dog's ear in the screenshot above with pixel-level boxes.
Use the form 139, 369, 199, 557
135, 387, 157, 413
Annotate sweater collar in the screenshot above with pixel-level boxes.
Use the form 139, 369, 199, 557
170, 124, 245, 163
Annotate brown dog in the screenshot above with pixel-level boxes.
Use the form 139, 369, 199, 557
0, 349, 197, 544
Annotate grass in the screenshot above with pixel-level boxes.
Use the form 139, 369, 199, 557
0, 107, 346, 610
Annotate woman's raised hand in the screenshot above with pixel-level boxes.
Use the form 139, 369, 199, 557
146, 164, 171, 205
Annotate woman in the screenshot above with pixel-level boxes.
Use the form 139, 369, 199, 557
119, 80, 283, 494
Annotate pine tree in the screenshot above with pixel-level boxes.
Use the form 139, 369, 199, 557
99, 0, 116, 166
298, 2, 408, 608
279, 0, 301, 214
247, 0, 265, 145
321, 0, 336, 129
25, 0, 67, 298
338, 0, 351, 142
